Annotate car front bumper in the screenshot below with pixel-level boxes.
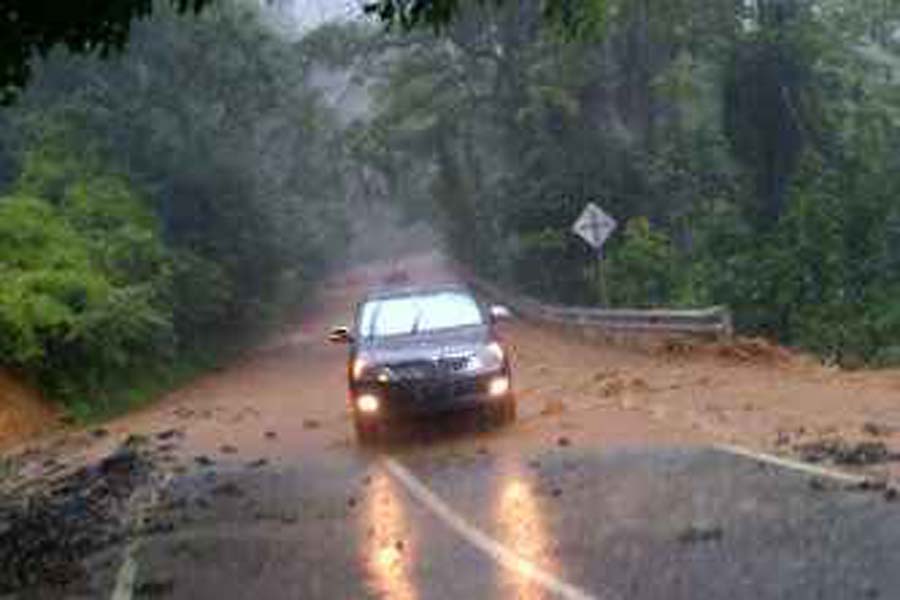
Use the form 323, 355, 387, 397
351, 371, 510, 419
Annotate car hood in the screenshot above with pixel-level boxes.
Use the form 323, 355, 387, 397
357, 326, 490, 365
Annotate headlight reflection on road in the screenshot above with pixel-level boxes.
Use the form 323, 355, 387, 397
494, 461, 557, 600
362, 469, 418, 600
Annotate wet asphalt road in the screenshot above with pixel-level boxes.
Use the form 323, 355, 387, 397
95, 440, 900, 600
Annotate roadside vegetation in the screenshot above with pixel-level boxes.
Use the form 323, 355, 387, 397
336, 1, 900, 366
0, 2, 352, 418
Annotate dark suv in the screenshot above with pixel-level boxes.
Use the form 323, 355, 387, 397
328, 285, 515, 443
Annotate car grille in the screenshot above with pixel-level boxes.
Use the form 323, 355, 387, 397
387, 361, 436, 381
438, 356, 470, 373
387, 356, 471, 381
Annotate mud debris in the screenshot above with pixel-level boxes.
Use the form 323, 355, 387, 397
124, 433, 150, 448
677, 523, 724, 544
194, 455, 215, 468
862, 422, 894, 437
90, 428, 109, 439
540, 399, 567, 416
156, 429, 183, 441
211, 481, 244, 498
173, 407, 194, 419
0, 444, 151, 594
795, 439, 896, 466
808, 477, 828, 491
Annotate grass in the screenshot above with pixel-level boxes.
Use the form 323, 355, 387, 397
61, 348, 237, 425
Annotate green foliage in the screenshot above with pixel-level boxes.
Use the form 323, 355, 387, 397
604, 218, 677, 308
0, 2, 354, 415
510, 229, 580, 302
680, 149, 900, 363
0, 197, 100, 363
0, 184, 174, 406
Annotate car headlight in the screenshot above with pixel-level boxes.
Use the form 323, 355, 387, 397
356, 394, 380, 413
488, 376, 510, 397
352, 357, 369, 380
467, 342, 505, 373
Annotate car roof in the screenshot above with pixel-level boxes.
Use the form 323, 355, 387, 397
361, 283, 475, 303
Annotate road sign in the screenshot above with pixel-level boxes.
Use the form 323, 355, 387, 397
572, 202, 617, 252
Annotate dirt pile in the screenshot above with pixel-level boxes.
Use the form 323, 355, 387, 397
0, 370, 58, 450
657, 336, 800, 367
713, 338, 797, 365
0, 444, 151, 595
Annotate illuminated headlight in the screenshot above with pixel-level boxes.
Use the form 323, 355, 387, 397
352, 357, 369, 380
357, 394, 380, 414
467, 342, 505, 373
488, 376, 510, 397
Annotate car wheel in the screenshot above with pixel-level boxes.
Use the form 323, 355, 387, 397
355, 420, 380, 445
488, 398, 516, 428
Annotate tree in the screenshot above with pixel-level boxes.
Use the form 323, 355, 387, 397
0, 1, 357, 411
1, 0, 628, 102
0, 0, 212, 102
345, 0, 900, 363
363, 0, 611, 36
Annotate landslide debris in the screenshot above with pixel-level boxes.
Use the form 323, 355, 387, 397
795, 438, 899, 466
658, 336, 797, 367
0, 444, 152, 595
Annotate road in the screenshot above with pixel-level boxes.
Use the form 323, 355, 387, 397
113, 446, 900, 600
4, 254, 900, 599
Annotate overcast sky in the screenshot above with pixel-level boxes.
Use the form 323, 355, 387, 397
285, 0, 363, 30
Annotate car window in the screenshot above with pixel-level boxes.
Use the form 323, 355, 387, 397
359, 292, 483, 338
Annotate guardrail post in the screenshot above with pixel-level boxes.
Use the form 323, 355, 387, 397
721, 307, 734, 340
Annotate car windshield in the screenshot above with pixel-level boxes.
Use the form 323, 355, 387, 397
359, 292, 483, 338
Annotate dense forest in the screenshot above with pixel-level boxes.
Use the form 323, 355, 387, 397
0, 2, 354, 416
337, 0, 900, 365
2, 0, 900, 416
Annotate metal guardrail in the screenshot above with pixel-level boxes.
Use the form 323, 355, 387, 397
469, 276, 733, 339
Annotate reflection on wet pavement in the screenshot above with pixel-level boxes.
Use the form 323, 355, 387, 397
494, 459, 557, 600
363, 468, 418, 600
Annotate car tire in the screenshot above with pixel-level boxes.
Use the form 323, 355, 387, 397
488, 398, 516, 428
354, 420, 380, 446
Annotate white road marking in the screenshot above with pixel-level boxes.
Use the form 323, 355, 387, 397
110, 473, 171, 600
714, 444, 868, 484
110, 540, 139, 600
383, 458, 607, 600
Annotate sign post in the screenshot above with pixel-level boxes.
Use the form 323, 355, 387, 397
571, 202, 618, 307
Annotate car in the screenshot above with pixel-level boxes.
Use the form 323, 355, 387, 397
328, 284, 515, 444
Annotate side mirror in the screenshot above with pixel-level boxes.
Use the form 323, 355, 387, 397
328, 326, 353, 344
489, 305, 513, 322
